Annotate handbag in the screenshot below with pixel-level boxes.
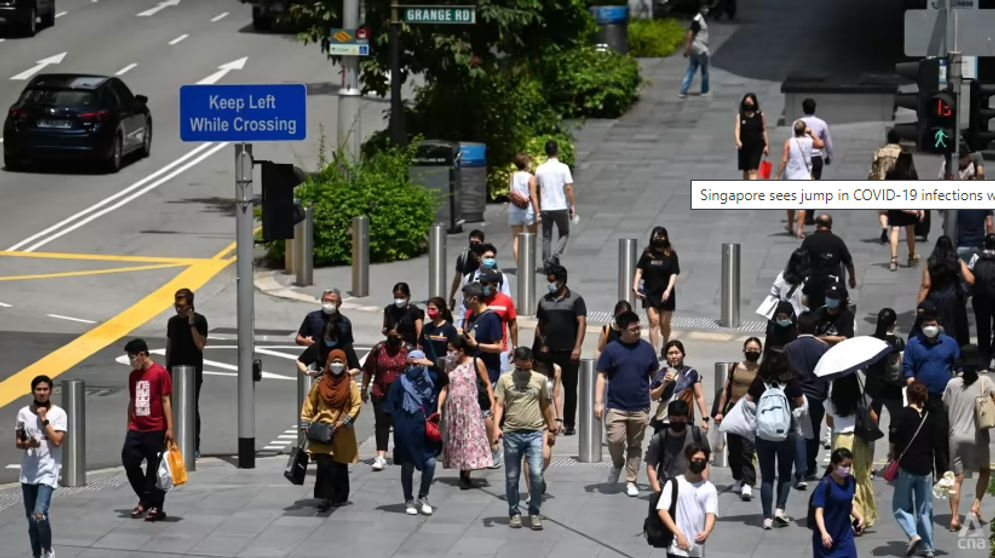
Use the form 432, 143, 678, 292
306, 421, 335, 445
883, 410, 929, 483
758, 157, 772, 179
510, 190, 530, 209
854, 376, 884, 443
975, 377, 995, 430
423, 406, 442, 443
166, 441, 188, 486
284, 440, 308, 485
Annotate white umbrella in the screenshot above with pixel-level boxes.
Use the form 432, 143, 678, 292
813, 336, 891, 380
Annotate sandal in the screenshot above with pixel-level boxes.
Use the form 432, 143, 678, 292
130, 504, 146, 519
970, 508, 987, 524
144, 507, 166, 522
949, 521, 961, 532
890, 257, 898, 272
908, 253, 920, 266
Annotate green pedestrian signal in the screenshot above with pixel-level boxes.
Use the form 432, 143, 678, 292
933, 128, 950, 149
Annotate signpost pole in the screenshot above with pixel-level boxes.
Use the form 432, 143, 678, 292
942, 0, 959, 239
389, 0, 405, 147
235, 142, 255, 469
337, 0, 362, 160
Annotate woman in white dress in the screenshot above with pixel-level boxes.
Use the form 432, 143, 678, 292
776, 120, 825, 239
507, 153, 540, 262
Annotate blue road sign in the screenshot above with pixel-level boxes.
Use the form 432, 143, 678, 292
179, 83, 307, 142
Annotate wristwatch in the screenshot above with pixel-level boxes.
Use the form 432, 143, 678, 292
42, 420, 50, 426
702, 417, 710, 423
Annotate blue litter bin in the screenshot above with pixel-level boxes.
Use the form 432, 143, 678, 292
590, 6, 628, 54
459, 142, 487, 223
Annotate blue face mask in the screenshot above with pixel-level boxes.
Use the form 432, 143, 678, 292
324, 338, 336, 348
482, 258, 497, 269
825, 298, 840, 309
483, 286, 493, 297
777, 318, 793, 327
548, 282, 559, 293
405, 365, 425, 379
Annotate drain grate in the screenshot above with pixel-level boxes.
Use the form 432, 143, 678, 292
0, 471, 129, 513
586, 310, 766, 334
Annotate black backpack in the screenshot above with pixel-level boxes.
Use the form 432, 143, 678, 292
974, 255, 995, 300
645, 478, 678, 547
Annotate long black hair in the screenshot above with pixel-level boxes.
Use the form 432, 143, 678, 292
927, 235, 960, 283
874, 308, 897, 339
886, 151, 918, 180
958, 344, 982, 387
758, 350, 793, 384
783, 248, 810, 286
739, 92, 759, 115
823, 447, 854, 477
829, 374, 860, 417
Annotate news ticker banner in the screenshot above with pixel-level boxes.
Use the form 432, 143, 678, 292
691, 180, 995, 210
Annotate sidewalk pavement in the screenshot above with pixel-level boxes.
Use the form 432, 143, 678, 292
0, 426, 989, 558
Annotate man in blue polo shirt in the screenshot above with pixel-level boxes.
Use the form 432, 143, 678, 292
903, 311, 957, 475
956, 209, 994, 264
594, 311, 659, 497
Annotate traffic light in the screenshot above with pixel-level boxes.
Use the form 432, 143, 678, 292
260, 161, 307, 241
894, 58, 941, 151
967, 80, 995, 152
924, 91, 956, 154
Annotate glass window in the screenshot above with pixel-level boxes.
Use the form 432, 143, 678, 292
20, 88, 96, 107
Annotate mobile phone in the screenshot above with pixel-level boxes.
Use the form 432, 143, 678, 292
17, 429, 27, 442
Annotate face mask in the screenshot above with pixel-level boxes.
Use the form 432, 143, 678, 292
514, 367, 531, 380
482, 258, 497, 268
777, 318, 793, 328
548, 282, 559, 294
483, 286, 493, 297
825, 298, 840, 309
652, 239, 666, 248
387, 335, 402, 346
669, 421, 687, 433
394, 298, 407, 308
835, 465, 851, 478
321, 303, 337, 315
324, 338, 336, 348
446, 350, 458, 363
922, 325, 940, 338
427, 308, 440, 320
329, 363, 345, 376
405, 365, 425, 379
688, 459, 707, 474
463, 298, 473, 309
744, 351, 761, 362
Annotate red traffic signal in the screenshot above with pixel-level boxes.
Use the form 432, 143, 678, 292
927, 92, 955, 125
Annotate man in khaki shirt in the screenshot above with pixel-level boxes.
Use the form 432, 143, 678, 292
493, 347, 560, 531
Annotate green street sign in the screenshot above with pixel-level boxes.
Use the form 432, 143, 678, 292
403, 5, 476, 24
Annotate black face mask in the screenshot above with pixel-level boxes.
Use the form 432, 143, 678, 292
669, 421, 687, 433
33, 399, 51, 409
688, 459, 707, 474
744, 351, 761, 362
387, 335, 402, 347
652, 239, 666, 248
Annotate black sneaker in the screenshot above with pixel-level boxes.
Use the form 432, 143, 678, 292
563, 427, 576, 436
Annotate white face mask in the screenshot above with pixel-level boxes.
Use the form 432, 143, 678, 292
394, 298, 407, 308
922, 325, 940, 338
322, 302, 337, 315
329, 363, 346, 376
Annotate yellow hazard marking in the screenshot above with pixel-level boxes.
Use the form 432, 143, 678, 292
0, 262, 186, 282
0, 242, 237, 409
0, 250, 205, 264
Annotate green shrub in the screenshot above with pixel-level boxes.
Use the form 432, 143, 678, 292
266, 145, 437, 267
628, 18, 686, 58
486, 133, 576, 200
536, 46, 642, 118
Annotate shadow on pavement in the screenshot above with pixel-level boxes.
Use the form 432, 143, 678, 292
713, 512, 766, 528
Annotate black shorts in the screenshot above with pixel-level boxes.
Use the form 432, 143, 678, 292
642, 292, 676, 313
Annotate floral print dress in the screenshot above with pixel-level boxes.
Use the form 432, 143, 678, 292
442, 359, 493, 470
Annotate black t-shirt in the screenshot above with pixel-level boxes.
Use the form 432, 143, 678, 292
419, 321, 458, 363
166, 313, 208, 370
455, 249, 480, 278
800, 231, 853, 278
536, 289, 587, 352
384, 305, 425, 347
747, 376, 804, 401
637, 250, 680, 297
889, 406, 944, 476
297, 342, 361, 371
814, 306, 854, 339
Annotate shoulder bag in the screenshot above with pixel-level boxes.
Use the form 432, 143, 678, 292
882, 410, 929, 483
306, 421, 335, 445
975, 377, 995, 430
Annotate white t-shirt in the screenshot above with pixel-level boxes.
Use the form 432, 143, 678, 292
656, 474, 719, 557
15, 405, 68, 488
825, 394, 869, 435
535, 158, 573, 211
510, 170, 532, 200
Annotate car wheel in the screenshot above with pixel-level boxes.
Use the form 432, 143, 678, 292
140, 119, 152, 158
105, 134, 123, 173
4, 154, 24, 172
41, 2, 55, 27
22, 5, 37, 37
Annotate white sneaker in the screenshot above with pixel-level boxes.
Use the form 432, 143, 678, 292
405, 500, 418, 515
626, 482, 639, 497
740, 484, 752, 501
762, 518, 773, 530
419, 499, 433, 515
774, 509, 791, 526
372, 456, 386, 471
606, 465, 622, 485
44, 551, 55, 558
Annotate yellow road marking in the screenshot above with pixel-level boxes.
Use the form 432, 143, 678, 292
0, 262, 186, 282
0, 242, 237, 409
0, 250, 207, 264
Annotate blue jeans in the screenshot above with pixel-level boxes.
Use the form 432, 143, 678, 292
755, 434, 796, 519
679, 52, 710, 95
22, 483, 54, 558
503, 430, 544, 517
958, 246, 979, 265
893, 469, 934, 552
401, 458, 436, 502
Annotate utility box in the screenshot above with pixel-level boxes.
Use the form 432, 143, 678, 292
458, 142, 487, 223
590, 6, 628, 54
410, 140, 463, 234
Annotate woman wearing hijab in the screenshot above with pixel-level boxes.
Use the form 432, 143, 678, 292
300, 349, 362, 511
764, 301, 799, 357
384, 349, 448, 516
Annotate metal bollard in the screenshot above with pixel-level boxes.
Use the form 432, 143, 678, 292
577, 359, 603, 463
516, 232, 536, 316
61, 379, 86, 487
295, 206, 314, 287
712, 362, 733, 468
428, 225, 446, 299
172, 366, 197, 472
297, 371, 314, 447
351, 215, 370, 297
618, 238, 638, 307
720, 243, 741, 328
285, 197, 300, 274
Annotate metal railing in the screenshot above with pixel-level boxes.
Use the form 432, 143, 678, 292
577, 359, 603, 463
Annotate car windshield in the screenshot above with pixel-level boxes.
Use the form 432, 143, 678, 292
21, 88, 97, 107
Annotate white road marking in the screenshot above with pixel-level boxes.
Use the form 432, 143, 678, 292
0, 39, 6, 43
115, 63, 138, 76
210, 11, 229, 22
168, 34, 189, 46
11, 142, 228, 252
0, 301, 11, 308
136, 0, 180, 17
55, 11, 68, 18
277, 434, 297, 439
266, 439, 292, 446
197, 57, 247, 85
262, 446, 285, 451
5, 464, 20, 469
10, 52, 67, 81
114, 351, 294, 380
254, 347, 300, 361
46, 313, 97, 324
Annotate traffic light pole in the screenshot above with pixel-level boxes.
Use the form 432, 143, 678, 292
234, 143, 255, 469
389, 0, 405, 147
337, 0, 361, 160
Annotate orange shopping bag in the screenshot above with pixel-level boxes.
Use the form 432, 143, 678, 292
758, 157, 772, 179
167, 441, 188, 486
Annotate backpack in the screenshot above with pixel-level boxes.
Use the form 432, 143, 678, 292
973, 255, 995, 300
645, 478, 678, 547
806, 476, 854, 530
756, 382, 792, 442
649, 427, 704, 483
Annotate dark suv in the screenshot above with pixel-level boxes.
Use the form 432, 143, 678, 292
0, 0, 57, 37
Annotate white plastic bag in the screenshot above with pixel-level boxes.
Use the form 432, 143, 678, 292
719, 397, 756, 440
793, 395, 815, 440
709, 422, 725, 453
155, 452, 173, 491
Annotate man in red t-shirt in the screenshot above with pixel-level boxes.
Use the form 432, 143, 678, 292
468, 270, 519, 373
122, 338, 174, 522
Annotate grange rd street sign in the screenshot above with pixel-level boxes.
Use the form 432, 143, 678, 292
328, 28, 370, 56
904, 9, 995, 56
403, 5, 476, 24
179, 83, 307, 142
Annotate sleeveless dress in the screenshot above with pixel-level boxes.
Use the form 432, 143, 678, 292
442, 359, 494, 470
785, 137, 814, 180
738, 111, 765, 171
